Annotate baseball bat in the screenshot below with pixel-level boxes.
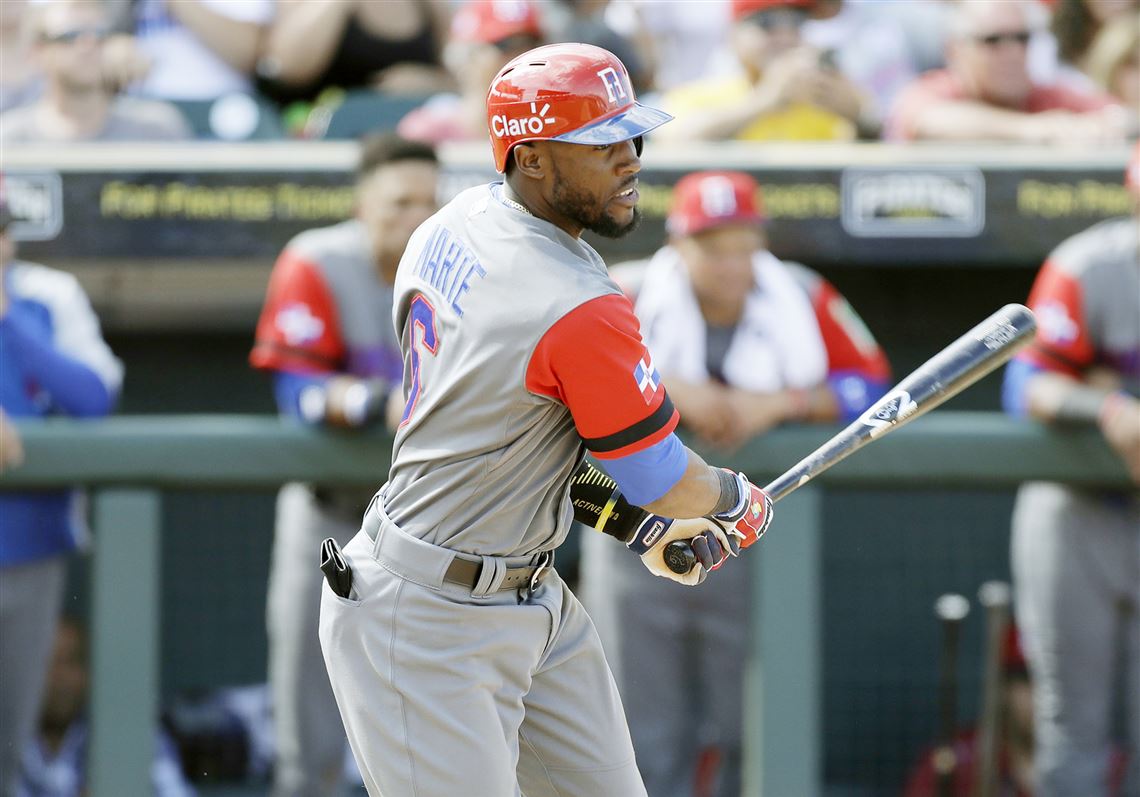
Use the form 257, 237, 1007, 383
934, 593, 971, 797
974, 581, 1012, 797
664, 303, 1037, 575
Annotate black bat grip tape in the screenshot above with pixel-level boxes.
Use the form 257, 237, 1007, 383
664, 540, 697, 574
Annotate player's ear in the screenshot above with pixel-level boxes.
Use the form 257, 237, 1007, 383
511, 143, 546, 181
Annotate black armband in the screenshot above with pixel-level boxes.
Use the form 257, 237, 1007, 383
569, 458, 647, 544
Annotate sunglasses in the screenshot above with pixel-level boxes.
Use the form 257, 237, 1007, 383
744, 7, 809, 32
40, 26, 110, 45
973, 31, 1032, 47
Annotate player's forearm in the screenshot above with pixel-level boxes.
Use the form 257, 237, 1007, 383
1024, 371, 1117, 425
641, 448, 733, 518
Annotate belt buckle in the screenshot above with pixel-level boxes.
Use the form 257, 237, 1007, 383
522, 551, 552, 599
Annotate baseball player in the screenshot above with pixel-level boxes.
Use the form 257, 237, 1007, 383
1002, 144, 1140, 796
317, 44, 775, 797
249, 135, 440, 797
581, 170, 890, 797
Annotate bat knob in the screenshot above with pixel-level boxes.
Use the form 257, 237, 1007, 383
664, 541, 697, 574
934, 593, 970, 622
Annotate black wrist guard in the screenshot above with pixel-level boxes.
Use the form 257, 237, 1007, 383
711, 468, 744, 517
569, 458, 647, 544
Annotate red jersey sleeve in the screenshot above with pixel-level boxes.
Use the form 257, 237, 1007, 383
1017, 259, 1094, 378
811, 278, 891, 380
249, 250, 347, 374
526, 294, 679, 459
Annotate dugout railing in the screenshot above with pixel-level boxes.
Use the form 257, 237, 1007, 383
0, 413, 1129, 796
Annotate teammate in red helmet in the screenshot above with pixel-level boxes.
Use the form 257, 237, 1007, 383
318, 43, 775, 796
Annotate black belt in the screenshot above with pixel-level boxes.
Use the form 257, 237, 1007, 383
444, 550, 552, 593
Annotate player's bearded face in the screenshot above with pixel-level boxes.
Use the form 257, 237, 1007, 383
550, 158, 641, 240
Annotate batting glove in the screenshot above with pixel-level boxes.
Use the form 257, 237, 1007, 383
628, 515, 737, 586
710, 471, 774, 550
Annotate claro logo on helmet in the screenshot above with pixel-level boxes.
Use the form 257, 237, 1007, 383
491, 102, 556, 138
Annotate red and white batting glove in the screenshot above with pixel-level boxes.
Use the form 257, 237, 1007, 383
710, 471, 774, 550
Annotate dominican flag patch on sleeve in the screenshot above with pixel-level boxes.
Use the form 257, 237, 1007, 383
633, 355, 661, 403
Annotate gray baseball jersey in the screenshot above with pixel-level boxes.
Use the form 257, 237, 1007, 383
382, 183, 678, 556
1008, 216, 1139, 794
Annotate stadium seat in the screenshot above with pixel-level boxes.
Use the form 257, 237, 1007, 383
171, 94, 285, 141
312, 90, 432, 140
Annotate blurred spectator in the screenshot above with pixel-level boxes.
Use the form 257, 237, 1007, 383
0, 0, 42, 113
1084, 11, 1140, 106
656, 0, 866, 142
801, 0, 918, 138
580, 171, 890, 797
860, 0, 955, 75
886, 0, 1129, 144
0, 1, 189, 142
255, 0, 452, 106
902, 623, 1130, 796
604, 0, 734, 92
1001, 145, 1140, 795
1051, 0, 1139, 70
541, 0, 650, 93
106, 0, 271, 101
398, 0, 543, 145
884, 0, 1126, 143
249, 135, 440, 797
18, 617, 195, 797
0, 195, 123, 797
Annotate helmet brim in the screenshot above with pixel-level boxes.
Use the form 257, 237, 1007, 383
551, 102, 673, 147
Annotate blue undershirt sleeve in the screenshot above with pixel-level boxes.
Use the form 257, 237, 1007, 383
827, 371, 890, 423
273, 369, 330, 421
602, 432, 688, 507
1001, 359, 1041, 417
0, 313, 113, 417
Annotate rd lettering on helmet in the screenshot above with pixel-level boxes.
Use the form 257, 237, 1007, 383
490, 101, 555, 139
596, 67, 628, 104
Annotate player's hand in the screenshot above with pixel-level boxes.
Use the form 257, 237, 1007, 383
668, 381, 747, 450
101, 34, 152, 92
709, 470, 774, 550
628, 515, 738, 586
1099, 392, 1140, 485
723, 389, 797, 445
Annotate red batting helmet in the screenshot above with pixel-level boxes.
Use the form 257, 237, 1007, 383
486, 42, 672, 173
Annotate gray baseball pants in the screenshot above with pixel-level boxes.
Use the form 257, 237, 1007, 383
0, 555, 66, 797
266, 483, 355, 797
1012, 483, 1139, 797
579, 527, 747, 797
319, 500, 647, 797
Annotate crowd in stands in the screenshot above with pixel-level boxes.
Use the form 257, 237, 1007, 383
0, 0, 1135, 145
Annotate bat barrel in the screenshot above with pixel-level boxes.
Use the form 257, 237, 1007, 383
664, 304, 1037, 575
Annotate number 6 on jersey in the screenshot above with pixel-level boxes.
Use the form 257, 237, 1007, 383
400, 294, 438, 426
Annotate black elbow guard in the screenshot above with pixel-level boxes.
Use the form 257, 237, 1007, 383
569, 458, 646, 544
